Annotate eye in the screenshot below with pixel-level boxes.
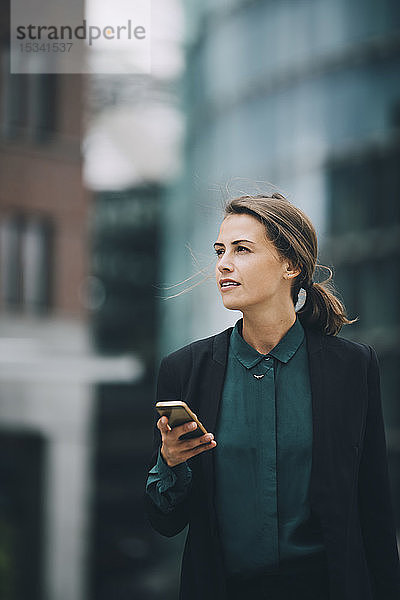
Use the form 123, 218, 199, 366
214, 246, 250, 257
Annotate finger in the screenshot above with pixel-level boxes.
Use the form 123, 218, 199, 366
171, 420, 197, 439
157, 416, 171, 433
185, 440, 217, 459
180, 433, 214, 451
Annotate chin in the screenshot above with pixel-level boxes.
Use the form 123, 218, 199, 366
221, 298, 244, 311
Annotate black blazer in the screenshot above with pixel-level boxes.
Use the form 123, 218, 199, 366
145, 323, 400, 600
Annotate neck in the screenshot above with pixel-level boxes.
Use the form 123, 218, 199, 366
241, 304, 297, 355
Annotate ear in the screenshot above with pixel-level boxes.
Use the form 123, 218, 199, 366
284, 262, 301, 280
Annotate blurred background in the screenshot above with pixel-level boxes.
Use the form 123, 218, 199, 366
0, 0, 399, 598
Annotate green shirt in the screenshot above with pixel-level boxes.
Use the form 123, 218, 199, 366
215, 317, 325, 576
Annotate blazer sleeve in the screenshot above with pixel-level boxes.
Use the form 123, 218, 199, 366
357, 345, 400, 599
144, 355, 192, 537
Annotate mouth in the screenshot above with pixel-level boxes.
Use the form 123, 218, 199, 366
219, 280, 241, 291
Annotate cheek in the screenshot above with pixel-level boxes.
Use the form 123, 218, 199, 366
245, 259, 281, 288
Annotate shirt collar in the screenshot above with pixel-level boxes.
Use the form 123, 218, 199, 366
230, 317, 305, 369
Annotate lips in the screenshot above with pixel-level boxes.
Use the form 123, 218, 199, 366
220, 279, 241, 289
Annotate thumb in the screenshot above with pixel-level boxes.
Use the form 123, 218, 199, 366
157, 416, 171, 433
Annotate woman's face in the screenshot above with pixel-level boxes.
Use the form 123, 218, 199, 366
214, 213, 297, 313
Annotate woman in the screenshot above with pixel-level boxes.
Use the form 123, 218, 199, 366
145, 193, 400, 600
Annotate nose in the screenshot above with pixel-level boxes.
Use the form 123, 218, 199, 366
217, 255, 234, 273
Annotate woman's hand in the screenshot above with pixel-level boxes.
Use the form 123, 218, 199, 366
157, 416, 217, 467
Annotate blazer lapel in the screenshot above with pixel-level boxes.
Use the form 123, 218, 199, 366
305, 328, 327, 510
200, 326, 232, 531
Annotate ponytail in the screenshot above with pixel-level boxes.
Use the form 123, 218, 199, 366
296, 270, 358, 336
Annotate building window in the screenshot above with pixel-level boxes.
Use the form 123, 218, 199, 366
327, 146, 400, 236
0, 214, 53, 313
1, 51, 58, 142
0, 215, 22, 306
32, 74, 58, 143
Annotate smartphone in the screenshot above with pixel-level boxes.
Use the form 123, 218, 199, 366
155, 400, 208, 440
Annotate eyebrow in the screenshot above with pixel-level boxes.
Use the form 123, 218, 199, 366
213, 239, 255, 248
